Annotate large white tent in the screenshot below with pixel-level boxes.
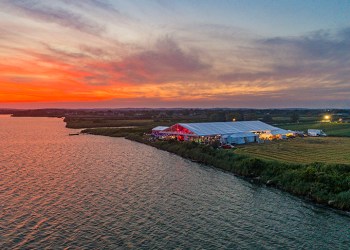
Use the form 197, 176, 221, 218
163, 121, 280, 136
161, 121, 293, 144
224, 132, 258, 144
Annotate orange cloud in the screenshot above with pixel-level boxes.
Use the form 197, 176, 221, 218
1, 18, 350, 108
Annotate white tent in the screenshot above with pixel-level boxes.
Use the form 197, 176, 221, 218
152, 126, 169, 132
271, 129, 289, 135
270, 129, 288, 139
227, 132, 258, 144
151, 126, 169, 136
163, 121, 279, 137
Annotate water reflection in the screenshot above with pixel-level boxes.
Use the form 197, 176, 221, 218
0, 116, 349, 249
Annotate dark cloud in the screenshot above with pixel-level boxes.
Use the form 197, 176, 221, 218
36, 37, 211, 87
220, 27, 350, 86
99, 91, 350, 109
219, 72, 274, 82
260, 28, 350, 62
266, 29, 350, 84
2, 0, 104, 35
113, 37, 211, 84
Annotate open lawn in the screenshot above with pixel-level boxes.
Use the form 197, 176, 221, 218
279, 122, 350, 137
235, 137, 350, 165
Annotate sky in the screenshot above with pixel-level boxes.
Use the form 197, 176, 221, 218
1, 0, 350, 109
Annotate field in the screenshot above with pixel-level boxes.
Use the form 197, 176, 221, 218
279, 122, 350, 137
64, 118, 159, 129
235, 137, 350, 164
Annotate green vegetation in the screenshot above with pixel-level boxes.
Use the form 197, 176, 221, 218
81, 127, 148, 137
65, 118, 160, 129
280, 122, 350, 137
235, 137, 350, 164
126, 135, 350, 211
82, 127, 350, 211
290, 112, 300, 123
74, 111, 350, 211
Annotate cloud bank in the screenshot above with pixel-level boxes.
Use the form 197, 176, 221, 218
0, 0, 349, 108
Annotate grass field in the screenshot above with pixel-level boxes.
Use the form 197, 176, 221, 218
65, 118, 159, 128
235, 137, 350, 164
279, 122, 350, 137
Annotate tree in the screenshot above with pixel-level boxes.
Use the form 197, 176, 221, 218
244, 112, 258, 121
225, 112, 243, 121
209, 112, 226, 122
290, 112, 300, 123
262, 114, 273, 123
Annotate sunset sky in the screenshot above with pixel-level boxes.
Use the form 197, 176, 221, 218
1, 0, 350, 108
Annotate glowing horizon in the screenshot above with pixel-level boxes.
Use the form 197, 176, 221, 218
1, 0, 350, 109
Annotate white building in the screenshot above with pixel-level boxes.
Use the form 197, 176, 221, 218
160, 121, 294, 144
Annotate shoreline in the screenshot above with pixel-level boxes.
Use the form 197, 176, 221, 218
81, 129, 350, 212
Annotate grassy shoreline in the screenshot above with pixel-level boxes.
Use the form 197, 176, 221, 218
235, 137, 350, 165
81, 128, 350, 211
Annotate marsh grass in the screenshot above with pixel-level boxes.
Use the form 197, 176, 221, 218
235, 137, 350, 165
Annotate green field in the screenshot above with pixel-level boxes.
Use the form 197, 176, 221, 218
279, 122, 350, 137
235, 137, 350, 164
65, 118, 158, 129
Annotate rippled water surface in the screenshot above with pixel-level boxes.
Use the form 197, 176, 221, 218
1, 115, 349, 249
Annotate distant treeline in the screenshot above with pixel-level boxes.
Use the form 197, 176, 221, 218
6, 108, 350, 128
0, 110, 18, 114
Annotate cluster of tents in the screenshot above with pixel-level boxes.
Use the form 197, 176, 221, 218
152, 121, 295, 145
